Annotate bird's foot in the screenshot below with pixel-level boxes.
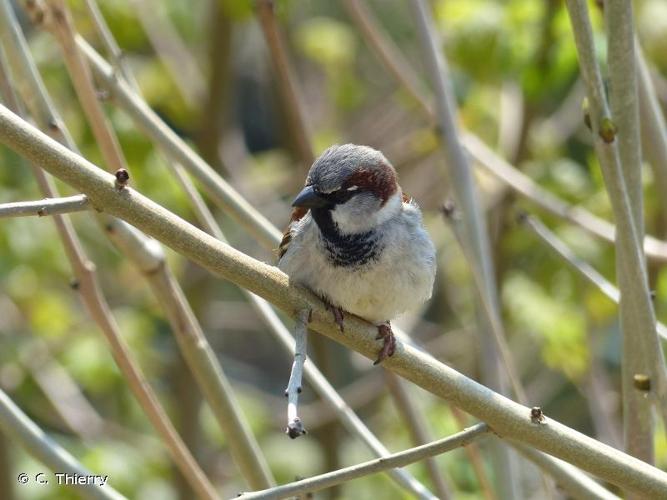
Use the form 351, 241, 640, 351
373, 322, 396, 365
322, 298, 345, 332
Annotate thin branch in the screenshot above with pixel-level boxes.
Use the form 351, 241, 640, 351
0, 194, 89, 218
513, 445, 620, 500
37, 0, 128, 175
384, 373, 453, 499
637, 42, 667, 226
81, 0, 139, 90
519, 213, 667, 341
129, 0, 204, 108
255, 0, 314, 168
145, 264, 276, 489
77, 37, 282, 249
2, 106, 665, 497
461, 132, 667, 263
285, 309, 309, 439
341, 0, 432, 117
17, 339, 107, 440
441, 204, 527, 403
448, 408, 496, 500
237, 424, 490, 500
0, 388, 126, 500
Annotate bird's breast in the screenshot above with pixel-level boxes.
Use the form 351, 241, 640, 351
311, 207, 383, 268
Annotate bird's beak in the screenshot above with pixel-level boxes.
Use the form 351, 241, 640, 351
291, 185, 330, 208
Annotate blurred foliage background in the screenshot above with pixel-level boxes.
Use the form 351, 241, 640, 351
2, 0, 667, 498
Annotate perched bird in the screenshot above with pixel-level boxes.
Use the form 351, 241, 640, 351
278, 144, 436, 364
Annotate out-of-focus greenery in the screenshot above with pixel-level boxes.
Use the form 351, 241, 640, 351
2, 0, 667, 498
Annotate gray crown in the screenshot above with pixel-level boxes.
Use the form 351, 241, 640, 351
307, 144, 394, 193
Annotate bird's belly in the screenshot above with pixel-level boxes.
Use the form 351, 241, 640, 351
304, 257, 432, 324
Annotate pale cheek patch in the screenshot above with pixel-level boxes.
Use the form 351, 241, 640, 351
347, 185, 360, 191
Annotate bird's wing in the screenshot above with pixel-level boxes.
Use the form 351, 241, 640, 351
278, 206, 309, 259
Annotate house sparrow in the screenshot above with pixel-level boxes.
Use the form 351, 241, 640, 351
278, 144, 436, 364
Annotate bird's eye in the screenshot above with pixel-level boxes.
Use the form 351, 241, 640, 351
327, 187, 363, 204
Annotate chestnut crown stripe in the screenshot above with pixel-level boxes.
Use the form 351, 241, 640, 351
340, 164, 398, 204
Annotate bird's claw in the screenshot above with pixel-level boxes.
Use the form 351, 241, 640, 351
324, 301, 345, 332
373, 323, 396, 365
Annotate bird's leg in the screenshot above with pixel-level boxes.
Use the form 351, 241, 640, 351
321, 297, 345, 332
373, 322, 396, 365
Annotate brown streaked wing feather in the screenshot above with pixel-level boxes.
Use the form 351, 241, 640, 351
278, 206, 309, 259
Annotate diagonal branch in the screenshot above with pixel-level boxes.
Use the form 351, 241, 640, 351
519, 213, 667, 341
237, 424, 490, 500
255, 0, 314, 169
77, 37, 282, 249
0, 388, 126, 500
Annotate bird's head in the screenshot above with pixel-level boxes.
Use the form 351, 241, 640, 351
292, 144, 402, 235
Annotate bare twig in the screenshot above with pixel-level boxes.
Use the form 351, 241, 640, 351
255, 0, 313, 168
129, 0, 204, 107
519, 213, 667, 341
1, 106, 662, 497
0, 388, 126, 500
341, 0, 432, 117
513, 445, 620, 500
237, 424, 490, 500
81, 0, 138, 89
0, 194, 89, 218
441, 203, 527, 403
461, 132, 667, 262
17, 339, 107, 440
77, 38, 282, 249
449, 408, 496, 500
384, 373, 453, 499
637, 42, 667, 225
285, 309, 310, 439
36, 0, 128, 174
